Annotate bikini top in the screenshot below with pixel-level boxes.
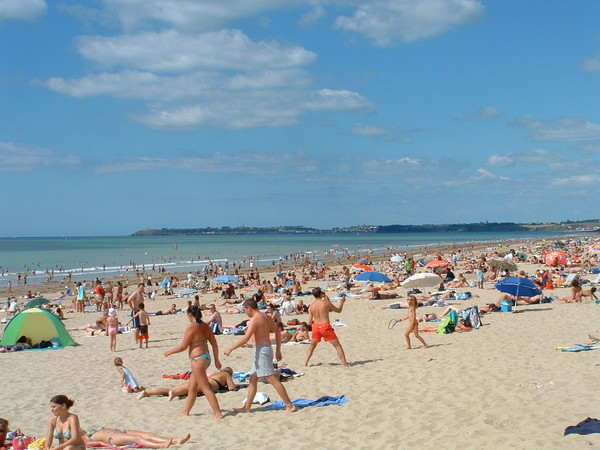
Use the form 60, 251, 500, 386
54, 427, 71, 440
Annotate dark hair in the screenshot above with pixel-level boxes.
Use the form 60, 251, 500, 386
50, 395, 74, 408
244, 298, 258, 310
138, 303, 145, 309
312, 287, 323, 298
187, 305, 202, 322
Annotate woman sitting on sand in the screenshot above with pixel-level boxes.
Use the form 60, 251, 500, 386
137, 367, 237, 401
559, 279, 583, 302
83, 428, 190, 448
447, 273, 469, 288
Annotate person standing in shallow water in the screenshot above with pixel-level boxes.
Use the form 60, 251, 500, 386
304, 287, 349, 367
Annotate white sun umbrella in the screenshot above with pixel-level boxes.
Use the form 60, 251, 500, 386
401, 273, 443, 292
390, 255, 403, 263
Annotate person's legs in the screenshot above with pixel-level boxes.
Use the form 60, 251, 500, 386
235, 374, 258, 412
304, 342, 318, 367
266, 374, 297, 412
329, 339, 348, 367
413, 327, 429, 349
178, 365, 201, 415
137, 387, 170, 399
404, 328, 412, 349
196, 367, 224, 418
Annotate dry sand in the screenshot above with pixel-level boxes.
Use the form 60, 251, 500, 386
1, 250, 599, 449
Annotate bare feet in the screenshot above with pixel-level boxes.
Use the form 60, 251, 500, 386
233, 407, 251, 413
286, 405, 298, 413
176, 411, 190, 416
136, 389, 148, 400
167, 390, 175, 402
213, 413, 225, 419
172, 434, 191, 446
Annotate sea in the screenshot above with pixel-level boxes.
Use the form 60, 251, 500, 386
0, 231, 579, 288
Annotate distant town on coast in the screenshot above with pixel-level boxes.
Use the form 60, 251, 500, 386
132, 219, 600, 236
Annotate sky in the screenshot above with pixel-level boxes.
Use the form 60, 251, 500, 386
1, 0, 600, 237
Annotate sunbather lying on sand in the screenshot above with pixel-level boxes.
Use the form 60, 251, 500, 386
496, 293, 542, 306
137, 368, 237, 401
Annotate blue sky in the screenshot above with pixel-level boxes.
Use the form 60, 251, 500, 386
1, 0, 600, 237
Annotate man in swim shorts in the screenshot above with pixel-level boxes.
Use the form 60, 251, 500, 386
224, 298, 296, 413
304, 287, 348, 367
127, 283, 145, 344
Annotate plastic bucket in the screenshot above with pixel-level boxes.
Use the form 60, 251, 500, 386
501, 301, 513, 312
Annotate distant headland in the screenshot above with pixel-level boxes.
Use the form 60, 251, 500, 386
132, 219, 600, 236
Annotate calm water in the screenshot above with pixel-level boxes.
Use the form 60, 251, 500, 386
0, 231, 572, 287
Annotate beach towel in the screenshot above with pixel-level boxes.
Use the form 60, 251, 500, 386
564, 417, 600, 436
559, 344, 600, 352
265, 395, 348, 410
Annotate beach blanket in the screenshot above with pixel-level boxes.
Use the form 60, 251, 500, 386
558, 344, 600, 352
564, 417, 600, 436
265, 395, 348, 410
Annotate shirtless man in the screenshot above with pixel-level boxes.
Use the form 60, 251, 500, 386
476, 256, 485, 289
206, 304, 223, 334
224, 298, 296, 413
304, 287, 348, 367
127, 283, 145, 344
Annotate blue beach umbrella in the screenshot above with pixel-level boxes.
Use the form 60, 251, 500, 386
495, 277, 541, 298
212, 275, 239, 283
354, 271, 392, 283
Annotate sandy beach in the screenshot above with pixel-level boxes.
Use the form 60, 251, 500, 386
1, 240, 599, 449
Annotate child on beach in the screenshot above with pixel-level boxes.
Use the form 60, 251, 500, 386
105, 308, 120, 352
127, 303, 150, 348
396, 295, 429, 350
114, 357, 143, 393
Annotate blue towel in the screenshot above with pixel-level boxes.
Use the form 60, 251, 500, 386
265, 395, 348, 410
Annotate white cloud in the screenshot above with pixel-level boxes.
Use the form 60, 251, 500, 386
102, 0, 304, 31
582, 56, 600, 72
299, 3, 327, 26
42, 69, 372, 129
42, 24, 372, 130
334, 0, 485, 46
486, 149, 559, 168
552, 174, 600, 186
77, 29, 317, 72
349, 123, 412, 141
0, 142, 79, 171
95, 150, 316, 174
0, 0, 46, 21
516, 116, 600, 142
463, 106, 500, 121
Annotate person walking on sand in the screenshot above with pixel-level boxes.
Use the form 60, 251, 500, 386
304, 287, 349, 367
224, 298, 297, 413
164, 305, 224, 418
396, 295, 429, 350
127, 283, 145, 344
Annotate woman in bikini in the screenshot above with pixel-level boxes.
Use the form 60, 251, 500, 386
137, 367, 237, 401
82, 428, 190, 448
164, 305, 224, 418
45, 394, 86, 450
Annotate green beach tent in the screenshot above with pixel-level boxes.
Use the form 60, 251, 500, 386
0, 307, 77, 347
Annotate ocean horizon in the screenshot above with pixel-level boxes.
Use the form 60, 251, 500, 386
0, 231, 580, 288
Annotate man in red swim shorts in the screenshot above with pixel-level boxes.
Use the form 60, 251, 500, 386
304, 287, 349, 367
